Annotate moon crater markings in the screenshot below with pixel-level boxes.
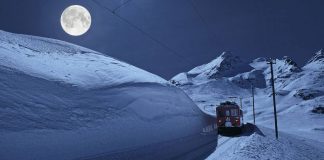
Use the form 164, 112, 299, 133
60, 5, 91, 36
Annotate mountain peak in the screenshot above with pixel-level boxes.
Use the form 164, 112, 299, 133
220, 51, 234, 58
316, 49, 323, 55
283, 56, 299, 68
307, 49, 324, 64
186, 51, 252, 79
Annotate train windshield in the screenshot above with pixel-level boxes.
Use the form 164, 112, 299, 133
225, 110, 230, 116
217, 108, 240, 117
231, 109, 239, 116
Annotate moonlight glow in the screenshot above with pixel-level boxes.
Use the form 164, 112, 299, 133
60, 5, 91, 36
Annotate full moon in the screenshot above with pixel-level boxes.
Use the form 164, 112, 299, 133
60, 5, 91, 36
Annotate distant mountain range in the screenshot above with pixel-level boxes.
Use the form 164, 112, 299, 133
170, 49, 324, 142
171, 49, 323, 92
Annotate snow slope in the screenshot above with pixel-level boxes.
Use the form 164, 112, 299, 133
0, 30, 212, 160
0, 30, 165, 89
171, 51, 324, 143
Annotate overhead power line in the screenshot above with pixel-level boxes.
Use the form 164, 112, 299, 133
189, 0, 221, 46
112, 0, 133, 13
91, 0, 192, 64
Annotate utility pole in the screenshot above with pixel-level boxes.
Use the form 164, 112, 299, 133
240, 97, 243, 124
267, 59, 279, 139
251, 84, 256, 125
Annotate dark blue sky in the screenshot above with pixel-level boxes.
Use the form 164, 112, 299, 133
0, 0, 323, 79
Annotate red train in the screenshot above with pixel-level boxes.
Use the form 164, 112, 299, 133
216, 101, 243, 133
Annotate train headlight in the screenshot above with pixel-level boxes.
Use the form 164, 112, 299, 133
218, 120, 222, 123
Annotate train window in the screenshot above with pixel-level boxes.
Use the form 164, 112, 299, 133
217, 110, 224, 117
231, 109, 238, 116
225, 110, 230, 116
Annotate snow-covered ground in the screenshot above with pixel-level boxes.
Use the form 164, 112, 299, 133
171, 51, 324, 159
207, 126, 324, 160
0, 30, 213, 160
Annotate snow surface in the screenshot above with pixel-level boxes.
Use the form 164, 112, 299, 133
0, 30, 166, 89
207, 127, 324, 160
171, 50, 324, 144
0, 30, 213, 160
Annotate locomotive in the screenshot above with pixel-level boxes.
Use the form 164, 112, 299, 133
216, 101, 243, 133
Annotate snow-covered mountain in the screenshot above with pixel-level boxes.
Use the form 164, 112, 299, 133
171, 51, 324, 143
307, 49, 324, 65
170, 51, 253, 86
0, 30, 212, 160
188, 51, 253, 79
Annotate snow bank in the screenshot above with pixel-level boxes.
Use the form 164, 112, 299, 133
208, 133, 286, 160
0, 30, 213, 160
0, 30, 166, 89
0, 76, 207, 160
207, 128, 324, 160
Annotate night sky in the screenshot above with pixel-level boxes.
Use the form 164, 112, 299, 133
0, 0, 323, 79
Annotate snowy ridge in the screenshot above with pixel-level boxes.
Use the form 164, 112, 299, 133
170, 51, 252, 86
307, 49, 324, 64
304, 49, 324, 70
0, 30, 166, 88
259, 56, 301, 88
228, 69, 266, 88
188, 51, 253, 79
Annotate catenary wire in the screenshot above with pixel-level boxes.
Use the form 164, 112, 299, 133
91, 0, 194, 65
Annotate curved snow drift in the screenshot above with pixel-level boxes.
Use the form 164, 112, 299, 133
0, 30, 166, 89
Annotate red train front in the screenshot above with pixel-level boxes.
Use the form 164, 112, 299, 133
216, 101, 243, 133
